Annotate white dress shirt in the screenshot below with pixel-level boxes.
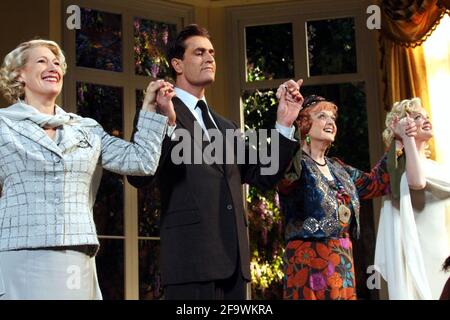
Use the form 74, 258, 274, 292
174, 87, 295, 140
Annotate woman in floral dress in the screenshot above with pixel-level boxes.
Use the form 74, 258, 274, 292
277, 95, 417, 300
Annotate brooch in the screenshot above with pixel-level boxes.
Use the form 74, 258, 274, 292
338, 204, 351, 224
76, 130, 92, 148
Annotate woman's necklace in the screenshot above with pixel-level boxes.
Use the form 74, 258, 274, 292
304, 151, 327, 166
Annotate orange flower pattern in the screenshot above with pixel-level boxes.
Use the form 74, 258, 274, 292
284, 236, 357, 300
279, 151, 390, 300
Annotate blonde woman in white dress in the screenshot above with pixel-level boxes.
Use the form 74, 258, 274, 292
375, 97, 450, 300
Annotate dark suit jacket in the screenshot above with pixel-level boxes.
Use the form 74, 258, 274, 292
128, 97, 297, 285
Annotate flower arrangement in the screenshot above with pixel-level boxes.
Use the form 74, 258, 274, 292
246, 175, 285, 299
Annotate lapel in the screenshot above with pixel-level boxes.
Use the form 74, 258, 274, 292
173, 97, 224, 174
8, 119, 63, 157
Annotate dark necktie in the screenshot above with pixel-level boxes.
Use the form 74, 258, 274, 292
196, 100, 221, 162
196, 100, 216, 133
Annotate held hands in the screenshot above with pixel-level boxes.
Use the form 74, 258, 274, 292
142, 80, 176, 126
156, 81, 176, 126
391, 113, 417, 140
276, 79, 304, 127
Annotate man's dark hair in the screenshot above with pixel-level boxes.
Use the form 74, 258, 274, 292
167, 24, 211, 79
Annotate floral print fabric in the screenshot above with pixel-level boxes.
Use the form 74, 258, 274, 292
284, 236, 357, 300
279, 150, 391, 300
278, 151, 390, 242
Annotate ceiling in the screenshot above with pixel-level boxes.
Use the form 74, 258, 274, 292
168, 0, 298, 8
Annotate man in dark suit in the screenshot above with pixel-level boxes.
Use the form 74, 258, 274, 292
128, 24, 303, 300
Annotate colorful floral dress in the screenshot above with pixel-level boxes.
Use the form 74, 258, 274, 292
278, 150, 390, 300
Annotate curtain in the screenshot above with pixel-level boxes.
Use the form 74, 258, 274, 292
423, 15, 450, 165
379, 0, 450, 159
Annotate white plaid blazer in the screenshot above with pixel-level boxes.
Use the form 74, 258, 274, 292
0, 109, 167, 252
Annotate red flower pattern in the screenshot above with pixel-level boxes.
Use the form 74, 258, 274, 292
284, 237, 357, 300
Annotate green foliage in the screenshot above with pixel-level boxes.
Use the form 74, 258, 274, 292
243, 89, 278, 131
245, 23, 295, 82
308, 18, 357, 76
247, 188, 285, 299
243, 86, 285, 299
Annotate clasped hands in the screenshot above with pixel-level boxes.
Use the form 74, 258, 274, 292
142, 79, 176, 126
142, 78, 306, 128
276, 79, 304, 128
392, 113, 418, 141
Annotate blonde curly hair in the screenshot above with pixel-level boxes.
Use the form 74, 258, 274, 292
0, 39, 67, 103
382, 97, 424, 147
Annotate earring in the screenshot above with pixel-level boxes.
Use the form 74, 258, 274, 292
305, 134, 311, 145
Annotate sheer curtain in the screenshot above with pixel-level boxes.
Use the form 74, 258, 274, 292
424, 15, 450, 166
423, 15, 450, 246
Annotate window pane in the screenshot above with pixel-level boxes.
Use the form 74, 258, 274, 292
134, 18, 176, 78
242, 89, 278, 130
245, 23, 294, 82
96, 239, 124, 300
307, 18, 357, 76
77, 82, 123, 137
136, 90, 161, 238
92, 172, 124, 236
138, 186, 161, 237
76, 8, 122, 72
139, 240, 163, 300
77, 82, 124, 236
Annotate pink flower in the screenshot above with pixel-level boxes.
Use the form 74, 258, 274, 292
339, 237, 351, 250
327, 262, 335, 277
256, 200, 266, 219
162, 30, 169, 45
309, 273, 326, 291
134, 19, 141, 30
151, 64, 159, 78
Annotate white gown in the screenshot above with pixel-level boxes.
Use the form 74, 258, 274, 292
375, 159, 450, 299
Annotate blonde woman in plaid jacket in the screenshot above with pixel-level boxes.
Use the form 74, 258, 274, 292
0, 39, 176, 299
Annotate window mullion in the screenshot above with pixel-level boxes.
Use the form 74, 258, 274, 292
122, 10, 140, 301
293, 15, 308, 82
